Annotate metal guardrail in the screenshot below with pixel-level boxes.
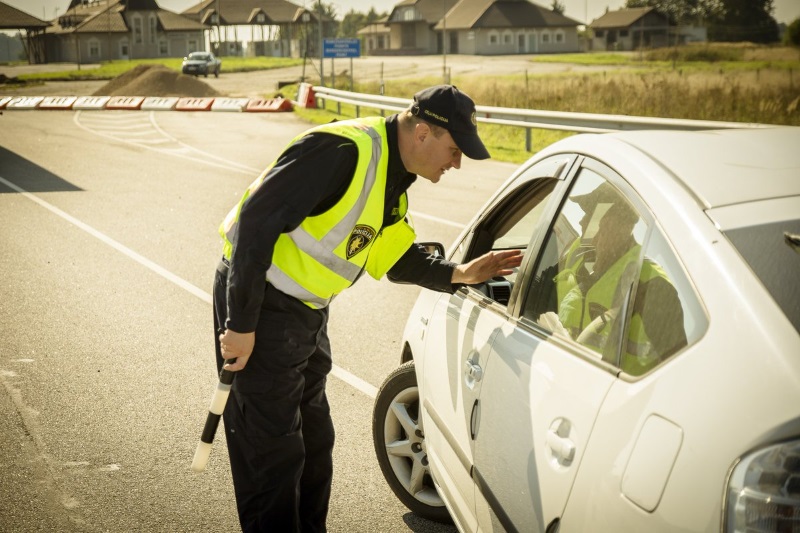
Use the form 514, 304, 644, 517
311, 85, 765, 152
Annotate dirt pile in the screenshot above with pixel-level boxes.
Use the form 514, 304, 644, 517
92, 64, 220, 97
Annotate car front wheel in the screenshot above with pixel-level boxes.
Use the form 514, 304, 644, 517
372, 361, 451, 523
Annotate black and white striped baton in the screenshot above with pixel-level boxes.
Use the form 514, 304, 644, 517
191, 363, 236, 472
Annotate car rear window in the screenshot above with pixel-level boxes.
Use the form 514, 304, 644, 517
724, 219, 800, 334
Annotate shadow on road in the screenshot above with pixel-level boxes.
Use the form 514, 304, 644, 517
403, 512, 458, 532
0, 145, 83, 194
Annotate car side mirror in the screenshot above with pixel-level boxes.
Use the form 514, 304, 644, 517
419, 242, 445, 258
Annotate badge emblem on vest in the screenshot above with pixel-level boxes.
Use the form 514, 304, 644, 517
346, 225, 376, 259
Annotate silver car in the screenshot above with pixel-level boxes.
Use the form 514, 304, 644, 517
373, 127, 800, 532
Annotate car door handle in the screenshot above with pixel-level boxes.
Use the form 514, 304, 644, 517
464, 361, 483, 382
546, 429, 575, 462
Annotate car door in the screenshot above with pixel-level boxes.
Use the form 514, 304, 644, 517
472, 161, 650, 532
420, 155, 573, 530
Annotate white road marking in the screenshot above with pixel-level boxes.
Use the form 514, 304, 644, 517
72, 110, 259, 175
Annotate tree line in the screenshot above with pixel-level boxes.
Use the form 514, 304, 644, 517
624, 0, 783, 43
326, 0, 797, 47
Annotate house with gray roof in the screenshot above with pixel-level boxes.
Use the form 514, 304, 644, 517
0, 1, 51, 63
39, 0, 207, 63
589, 6, 671, 51
371, 0, 582, 56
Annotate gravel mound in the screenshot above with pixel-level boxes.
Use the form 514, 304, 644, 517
92, 64, 220, 97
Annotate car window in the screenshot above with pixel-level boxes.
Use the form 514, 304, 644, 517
523, 166, 706, 376
461, 178, 559, 305
523, 168, 647, 362
623, 228, 707, 376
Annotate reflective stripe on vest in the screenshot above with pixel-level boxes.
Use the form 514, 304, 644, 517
266, 119, 388, 308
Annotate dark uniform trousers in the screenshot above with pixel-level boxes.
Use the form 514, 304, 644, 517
214, 260, 335, 532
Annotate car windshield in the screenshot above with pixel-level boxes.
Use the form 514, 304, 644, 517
723, 218, 800, 334
188, 52, 209, 60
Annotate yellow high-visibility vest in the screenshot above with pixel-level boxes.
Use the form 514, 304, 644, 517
219, 117, 416, 309
555, 245, 668, 373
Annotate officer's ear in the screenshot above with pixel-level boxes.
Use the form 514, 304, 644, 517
414, 121, 431, 144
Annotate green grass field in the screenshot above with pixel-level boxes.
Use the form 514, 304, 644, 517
5, 43, 798, 163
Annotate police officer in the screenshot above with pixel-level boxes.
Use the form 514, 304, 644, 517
213, 85, 523, 532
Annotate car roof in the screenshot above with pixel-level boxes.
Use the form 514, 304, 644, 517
609, 127, 800, 209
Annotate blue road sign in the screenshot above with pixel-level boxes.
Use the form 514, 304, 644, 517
323, 38, 361, 58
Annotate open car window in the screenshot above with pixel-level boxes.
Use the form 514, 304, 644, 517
461, 177, 559, 305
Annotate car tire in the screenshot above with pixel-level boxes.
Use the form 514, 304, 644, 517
372, 361, 452, 524
214, 69, 219, 78
203, 71, 208, 78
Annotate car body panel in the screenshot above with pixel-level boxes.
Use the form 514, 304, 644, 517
473, 321, 616, 531
420, 290, 507, 530
394, 127, 800, 533
608, 127, 800, 208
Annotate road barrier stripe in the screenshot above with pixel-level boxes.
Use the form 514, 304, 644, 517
176, 97, 214, 111
106, 96, 145, 110
7, 96, 44, 109
73, 96, 111, 110
245, 98, 293, 113
211, 97, 249, 112
142, 97, 179, 111
40, 96, 77, 110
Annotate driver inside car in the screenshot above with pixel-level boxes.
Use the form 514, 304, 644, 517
538, 189, 687, 374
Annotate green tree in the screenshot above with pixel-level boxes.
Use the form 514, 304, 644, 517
707, 0, 779, 42
625, 0, 723, 25
317, 1, 340, 38
785, 17, 800, 47
336, 7, 388, 38
339, 10, 366, 37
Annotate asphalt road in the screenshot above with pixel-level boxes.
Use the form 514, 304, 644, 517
0, 108, 517, 532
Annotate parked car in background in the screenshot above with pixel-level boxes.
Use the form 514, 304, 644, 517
373, 127, 800, 532
181, 51, 221, 78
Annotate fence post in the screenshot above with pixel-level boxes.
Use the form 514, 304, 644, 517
526, 127, 532, 152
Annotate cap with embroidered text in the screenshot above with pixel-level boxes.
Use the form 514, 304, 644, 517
411, 85, 490, 160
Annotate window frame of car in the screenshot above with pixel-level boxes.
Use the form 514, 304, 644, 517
448, 154, 577, 312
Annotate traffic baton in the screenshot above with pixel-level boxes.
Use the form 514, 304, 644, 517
191, 362, 236, 472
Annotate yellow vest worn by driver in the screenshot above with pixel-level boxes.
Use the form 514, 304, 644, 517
555, 245, 669, 374
219, 117, 416, 309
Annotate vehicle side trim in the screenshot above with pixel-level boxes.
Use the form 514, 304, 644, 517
423, 398, 473, 478
473, 466, 519, 533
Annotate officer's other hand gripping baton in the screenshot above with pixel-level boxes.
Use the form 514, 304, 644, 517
191, 360, 235, 472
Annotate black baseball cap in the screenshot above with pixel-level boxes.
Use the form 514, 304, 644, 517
411, 85, 490, 160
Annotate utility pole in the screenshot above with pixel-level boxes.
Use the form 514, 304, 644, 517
318, 0, 324, 86
216, 0, 221, 54
442, 0, 447, 84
